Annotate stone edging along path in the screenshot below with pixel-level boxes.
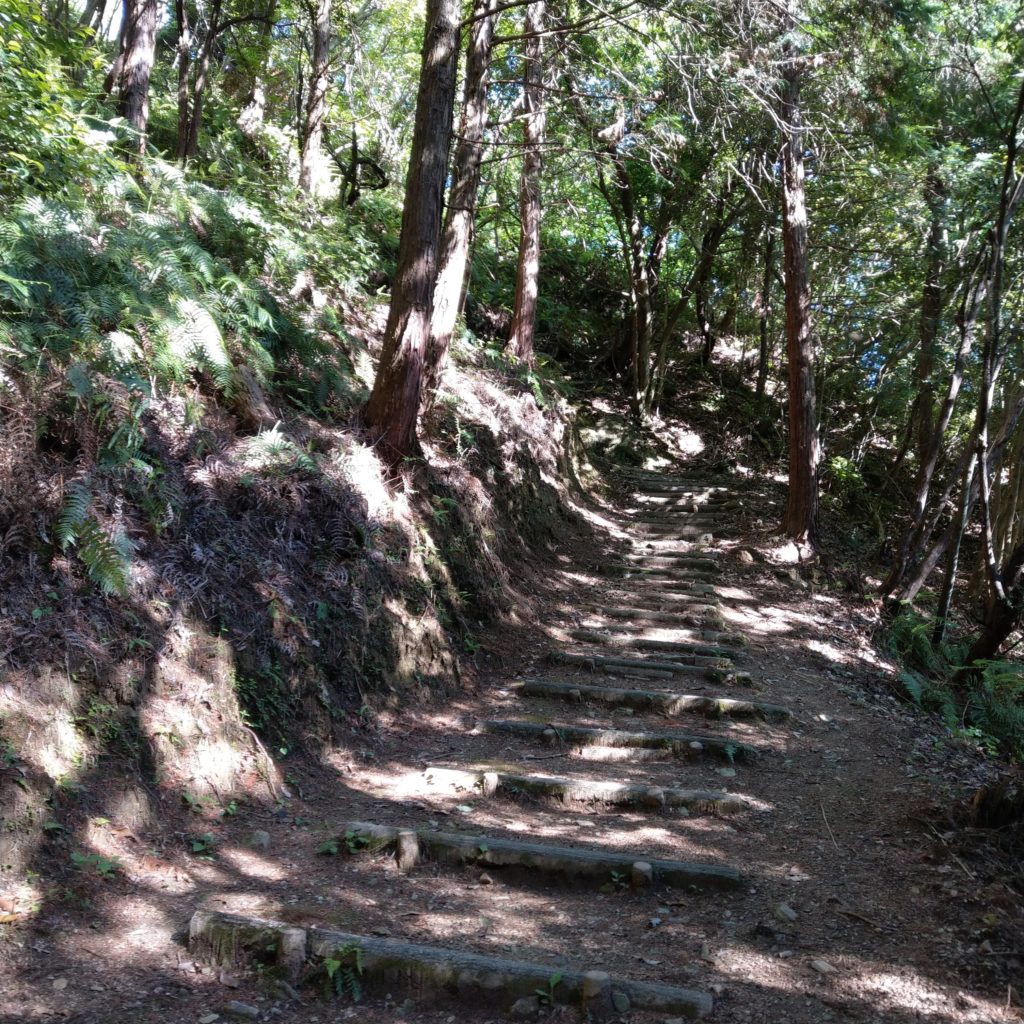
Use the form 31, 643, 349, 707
188, 468, 791, 1018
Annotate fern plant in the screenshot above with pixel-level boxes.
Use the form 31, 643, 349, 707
55, 480, 133, 596
322, 944, 364, 1001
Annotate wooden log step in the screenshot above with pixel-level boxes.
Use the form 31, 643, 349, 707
610, 580, 720, 596
625, 550, 720, 564
622, 557, 721, 574
588, 607, 721, 624
190, 909, 714, 1019
551, 650, 751, 685
579, 618, 745, 646
632, 515, 726, 527
633, 525, 719, 540
566, 631, 733, 665
336, 821, 744, 891
423, 765, 750, 815
513, 679, 789, 721
607, 568, 720, 585
472, 719, 757, 763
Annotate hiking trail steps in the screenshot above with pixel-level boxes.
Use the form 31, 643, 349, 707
189, 466, 796, 1020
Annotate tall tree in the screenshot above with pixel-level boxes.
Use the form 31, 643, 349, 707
363, 0, 461, 458
300, 0, 333, 195
422, 0, 500, 400
507, 0, 547, 364
778, 7, 819, 548
116, 0, 158, 153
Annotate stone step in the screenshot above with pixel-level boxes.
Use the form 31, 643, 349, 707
551, 650, 751, 685
423, 765, 749, 814
190, 909, 714, 1019
336, 821, 744, 891
568, 628, 736, 660
472, 719, 756, 762
514, 679, 788, 721
565, 630, 733, 663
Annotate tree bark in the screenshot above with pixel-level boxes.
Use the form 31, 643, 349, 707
116, 0, 158, 153
779, 33, 819, 547
237, 3, 279, 141
422, 0, 499, 401
299, 0, 333, 196
363, 0, 461, 460
100, 0, 128, 100
755, 223, 775, 399
958, 541, 1024, 670
507, 0, 546, 365
912, 168, 946, 470
175, 0, 192, 160
649, 194, 737, 406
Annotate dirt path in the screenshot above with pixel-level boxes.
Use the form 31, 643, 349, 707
3, 465, 1018, 1023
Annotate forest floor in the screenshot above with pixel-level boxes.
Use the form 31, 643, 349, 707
2, 427, 1022, 1024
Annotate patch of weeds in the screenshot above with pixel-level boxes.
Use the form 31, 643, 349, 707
431, 496, 459, 525
181, 791, 210, 814
189, 833, 217, 858
534, 970, 563, 1007
31, 591, 58, 620
73, 698, 122, 747
317, 829, 372, 856
234, 664, 294, 744
69, 850, 120, 879
321, 944, 364, 1001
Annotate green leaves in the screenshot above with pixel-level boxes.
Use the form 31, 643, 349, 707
54, 480, 133, 597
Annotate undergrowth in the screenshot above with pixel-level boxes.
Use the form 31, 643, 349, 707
887, 608, 1024, 760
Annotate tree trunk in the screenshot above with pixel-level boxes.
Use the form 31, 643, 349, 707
649, 195, 735, 405
507, 0, 547, 365
237, 3, 279, 141
755, 224, 775, 399
101, 0, 128, 99
422, 0, 499, 401
958, 541, 1024, 670
116, 0, 158, 153
912, 168, 946, 470
363, 0, 461, 460
299, 0, 333, 196
175, 0, 191, 160
779, 38, 819, 547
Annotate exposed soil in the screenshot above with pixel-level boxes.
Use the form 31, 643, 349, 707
2, 441, 1022, 1024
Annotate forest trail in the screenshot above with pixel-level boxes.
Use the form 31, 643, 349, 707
182, 466, 1014, 1024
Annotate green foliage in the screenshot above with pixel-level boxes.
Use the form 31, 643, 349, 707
190, 833, 217, 856
234, 665, 294, 740
0, 1, 119, 201
966, 662, 1024, 761
534, 971, 563, 1006
69, 850, 121, 879
888, 611, 1024, 759
322, 944, 364, 1001
54, 481, 133, 597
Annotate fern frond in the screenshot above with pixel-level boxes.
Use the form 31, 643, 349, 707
56, 480, 92, 549
76, 518, 132, 596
